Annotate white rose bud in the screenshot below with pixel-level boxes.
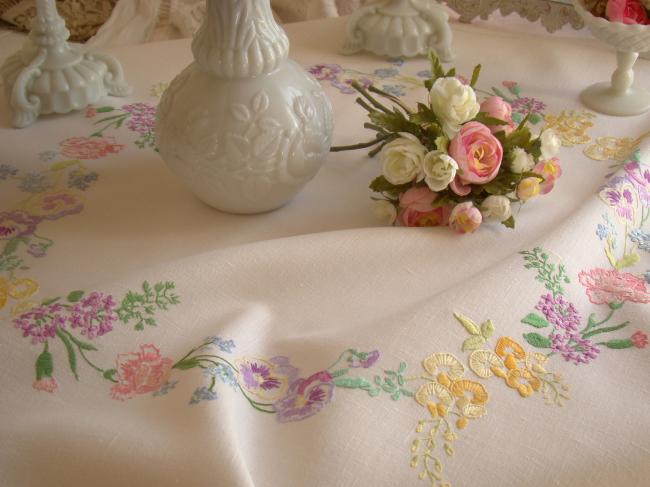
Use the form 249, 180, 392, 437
374, 200, 397, 225
540, 129, 561, 160
380, 133, 426, 185
422, 151, 458, 192
429, 77, 480, 137
481, 195, 512, 221
509, 147, 534, 174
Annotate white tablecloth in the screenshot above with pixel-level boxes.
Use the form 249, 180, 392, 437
1, 16, 649, 487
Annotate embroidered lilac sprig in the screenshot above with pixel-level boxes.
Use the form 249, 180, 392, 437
68, 292, 118, 339
536, 293, 581, 331
550, 332, 600, 365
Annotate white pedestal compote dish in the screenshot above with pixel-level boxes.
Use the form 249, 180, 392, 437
573, 0, 650, 116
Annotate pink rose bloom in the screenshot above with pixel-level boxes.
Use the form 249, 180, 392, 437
631, 330, 648, 348
449, 122, 503, 193
60, 136, 124, 160
479, 96, 515, 134
578, 268, 650, 305
533, 158, 563, 194
449, 202, 482, 234
606, 0, 649, 24
32, 377, 58, 393
397, 187, 452, 227
111, 344, 173, 400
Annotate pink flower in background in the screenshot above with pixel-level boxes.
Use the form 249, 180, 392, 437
502, 81, 517, 89
275, 371, 335, 423
397, 187, 451, 227
449, 122, 503, 185
533, 158, 563, 194
110, 344, 173, 400
32, 377, 58, 393
479, 96, 515, 134
578, 268, 650, 305
85, 106, 97, 118
606, 0, 649, 24
0, 210, 39, 240
449, 202, 482, 234
631, 331, 648, 348
60, 136, 124, 160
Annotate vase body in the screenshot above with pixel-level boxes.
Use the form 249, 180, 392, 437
156, 0, 334, 214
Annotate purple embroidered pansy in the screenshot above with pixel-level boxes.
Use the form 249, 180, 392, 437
0, 210, 39, 240
308, 64, 343, 82
275, 371, 335, 423
599, 181, 637, 221
236, 356, 298, 402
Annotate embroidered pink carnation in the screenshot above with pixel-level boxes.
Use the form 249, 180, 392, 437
60, 136, 124, 160
606, 0, 649, 24
32, 377, 58, 393
110, 344, 173, 400
397, 186, 451, 227
578, 268, 650, 305
449, 122, 503, 192
479, 96, 515, 134
533, 158, 563, 194
631, 330, 648, 348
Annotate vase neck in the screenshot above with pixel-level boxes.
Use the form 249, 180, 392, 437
30, 0, 70, 47
192, 0, 289, 79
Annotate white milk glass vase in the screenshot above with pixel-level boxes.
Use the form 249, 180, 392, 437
156, 0, 334, 214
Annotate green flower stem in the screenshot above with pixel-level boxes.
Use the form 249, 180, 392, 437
330, 134, 392, 152
367, 84, 413, 114
582, 321, 630, 339
351, 81, 392, 114
582, 309, 615, 334
91, 113, 129, 137
208, 376, 217, 393
325, 349, 354, 371
57, 328, 117, 382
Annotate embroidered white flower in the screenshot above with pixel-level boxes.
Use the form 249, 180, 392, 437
481, 195, 512, 221
540, 129, 561, 160
509, 147, 535, 174
429, 77, 480, 137
380, 133, 426, 185
374, 200, 397, 225
422, 151, 458, 192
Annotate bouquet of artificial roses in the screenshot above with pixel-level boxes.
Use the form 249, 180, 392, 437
584, 0, 650, 24
332, 53, 562, 234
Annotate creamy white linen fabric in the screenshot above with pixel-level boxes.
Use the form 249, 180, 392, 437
1, 16, 650, 487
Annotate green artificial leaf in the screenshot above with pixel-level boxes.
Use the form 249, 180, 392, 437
470, 64, 481, 87
603, 339, 634, 349
35, 348, 54, 380
453, 312, 481, 335
522, 332, 552, 349
481, 320, 495, 339
67, 290, 85, 303
56, 329, 79, 380
501, 216, 515, 229
410, 110, 439, 125
521, 313, 550, 328
429, 51, 446, 82
504, 127, 533, 152
369, 175, 411, 195
369, 110, 417, 133
473, 112, 509, 126
462, 335, 486, 352
445, 67, 456, 77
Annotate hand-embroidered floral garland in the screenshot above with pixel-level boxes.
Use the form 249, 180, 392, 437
85, 103, 157, 149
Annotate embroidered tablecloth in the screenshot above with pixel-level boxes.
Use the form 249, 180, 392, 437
1, 16, 649, 487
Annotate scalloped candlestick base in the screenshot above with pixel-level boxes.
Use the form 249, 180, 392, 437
573, 0, 650, 117
341, 0, 453, 62
0, 0, 132, 128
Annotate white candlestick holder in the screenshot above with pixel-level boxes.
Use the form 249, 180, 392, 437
0, 0, 132, 128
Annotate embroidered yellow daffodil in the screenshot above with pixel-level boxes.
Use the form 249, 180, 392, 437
544, 110, 595, 147
584, 136, 636, 162
0, 277, 39, 310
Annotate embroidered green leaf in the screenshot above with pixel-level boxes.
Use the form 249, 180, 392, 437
334, 377, 373, 389
96, 106, 115, 113
523, 332, 552, 349
35, 346, 54, 380
582, 322, 629, 339
2, 237, 24, 256
331, 368, 349, 378
67, 290, 85, 303
42, 297, 61, 306
398, 361, 407, 373
103, 369, 118, 381
521, 313, 550, 328
66, 333, 97, 352
454, 313, 481, 336
480, 320, 495, 339
520, 247, 570, 297
56, 329, 79, 380
609, 302, 624, 310
615, 253, 640, 270
173, 358, 201, 370
602, 338, 634, 349
462, 335, 486, 352
116, 281, 180, 331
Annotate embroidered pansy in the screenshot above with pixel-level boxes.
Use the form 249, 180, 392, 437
274, 371, 335, 423
236, 356, 298, 402
23, 189, 84, 221
0, 210, 39, 240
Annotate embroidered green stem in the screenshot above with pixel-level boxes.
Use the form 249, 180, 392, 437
56, 328, 117, 382
582, 309, 615, 334
583, 321, 629, 339
520, 248, 570, 297
90, 113, 129, 137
